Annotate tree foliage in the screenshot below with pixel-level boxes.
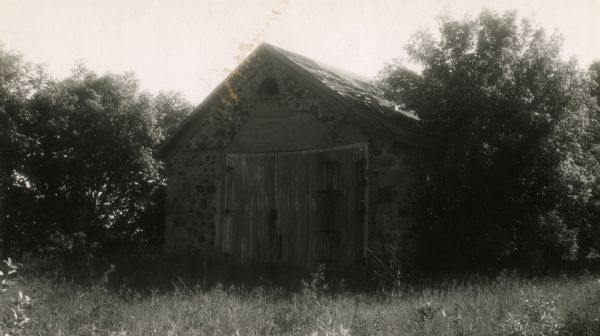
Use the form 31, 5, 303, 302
378, 10, 600, 269
154, 91, 194, 139
0, 47, 50, 254
0, 50, 192, 255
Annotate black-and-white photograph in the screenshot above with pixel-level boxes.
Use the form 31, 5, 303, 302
1, 0, 600, 335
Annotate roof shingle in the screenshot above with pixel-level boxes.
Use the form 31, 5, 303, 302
266, 43, 419, 121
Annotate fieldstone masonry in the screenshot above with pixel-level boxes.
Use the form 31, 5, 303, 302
368, 139, 428, 261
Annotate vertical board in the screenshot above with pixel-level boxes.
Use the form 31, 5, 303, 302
222, 144, 367, 268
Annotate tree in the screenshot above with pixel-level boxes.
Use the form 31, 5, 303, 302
0, 45, 197, 256
590, 61, 600, 107
3, 65, 163, 252
580, 61, 600, 256
154, 91, 193, 139
377, 10, 600, 270
0, 53, 195, 255
0, 47, 49, 255
134, 91, 192, 247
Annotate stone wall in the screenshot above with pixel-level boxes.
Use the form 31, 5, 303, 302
164, 145, 221, 252
368, 139, 428, 263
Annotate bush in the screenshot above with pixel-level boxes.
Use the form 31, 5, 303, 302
501, 289, 560, 336
0, 258, 32, 336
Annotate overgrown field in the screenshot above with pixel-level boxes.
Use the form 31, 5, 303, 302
1, 261, 600, 336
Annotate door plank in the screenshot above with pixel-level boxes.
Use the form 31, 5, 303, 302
222, 144, 368, 268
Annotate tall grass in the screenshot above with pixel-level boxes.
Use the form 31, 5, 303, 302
2, 259, 600, 336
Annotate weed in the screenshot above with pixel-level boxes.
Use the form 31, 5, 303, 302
274, 265, 328, 334
351, 311, 381, 336
558, 282, 600, 336
559, 312, 600, 336
5, 262, 600, 336
0, 258, 32, 336
501, 289, 560, 336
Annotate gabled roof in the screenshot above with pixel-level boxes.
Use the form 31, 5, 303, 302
265, 44, 419, 121
156, 43, 424, 160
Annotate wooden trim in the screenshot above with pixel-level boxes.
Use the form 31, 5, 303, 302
225, 142, 368, 156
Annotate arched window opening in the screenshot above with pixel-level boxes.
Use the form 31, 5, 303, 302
257, 77, 279, 96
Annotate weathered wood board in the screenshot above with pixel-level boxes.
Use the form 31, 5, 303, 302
221, 144, 368, 268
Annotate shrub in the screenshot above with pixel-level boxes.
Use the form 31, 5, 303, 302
0, 258, 32, 336
501, 289, 560, 336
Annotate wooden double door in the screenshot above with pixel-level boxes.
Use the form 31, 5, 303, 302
221, 145, 368, 268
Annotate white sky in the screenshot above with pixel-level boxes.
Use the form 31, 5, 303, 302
1, 0, 599, 104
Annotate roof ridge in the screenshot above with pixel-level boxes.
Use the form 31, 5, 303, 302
263, 43, 373, 84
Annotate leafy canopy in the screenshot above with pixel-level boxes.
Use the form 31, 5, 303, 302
0, 50, 192, 254
378, 10, 600, 269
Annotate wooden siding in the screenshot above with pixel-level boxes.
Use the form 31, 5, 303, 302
221, 144, 368, 268
225, 100, 343, 153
